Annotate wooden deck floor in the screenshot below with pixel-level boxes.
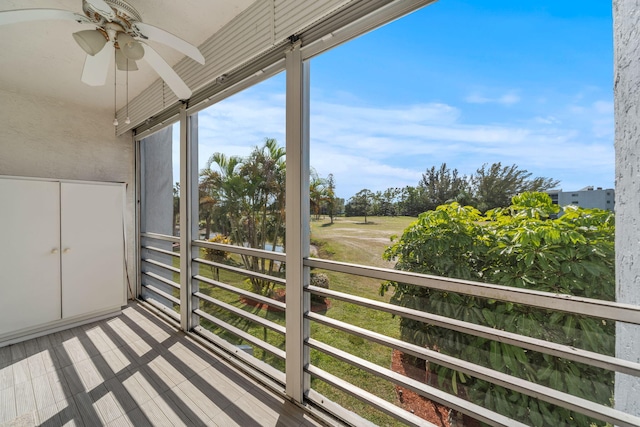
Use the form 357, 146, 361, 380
0, 303, 328, 427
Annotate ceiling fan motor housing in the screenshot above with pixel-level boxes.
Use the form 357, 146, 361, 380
82, 0, 142, 34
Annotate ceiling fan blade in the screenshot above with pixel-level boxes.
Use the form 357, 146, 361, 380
142, 44, 192, 100
84, 0, 115, 21
81, 44, 111, 86
0, 9, 89, 26
134, 22, 205, 65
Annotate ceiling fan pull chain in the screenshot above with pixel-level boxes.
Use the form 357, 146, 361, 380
113, 48, 118, 126
125, 59, 131, 125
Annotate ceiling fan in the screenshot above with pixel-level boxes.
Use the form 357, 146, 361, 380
0, 0, 205, 100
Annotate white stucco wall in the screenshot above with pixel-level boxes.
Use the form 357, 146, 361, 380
0, 87, 136, 298
613, 0, 640, 417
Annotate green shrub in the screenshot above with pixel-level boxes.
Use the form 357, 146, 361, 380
381, 192, 615, 426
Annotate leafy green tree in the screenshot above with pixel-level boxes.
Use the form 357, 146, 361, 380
397, 185, 427, 216
372, 187, 401, 217
310, 168, 327, 220
173, 183, 180, 236
326, 174, 337, 224
471, 162, 559, 212
346, 189, 374, 223
201, 138, 286, 295
419, 163, 470, 211
382, 192, 614, 426
199, 169, 220, 240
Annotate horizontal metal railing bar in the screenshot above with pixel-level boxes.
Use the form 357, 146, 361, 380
306, 335, 640, 427
140, 232, 180, 243
141, 283, 180, 306
193, 258, 286, 285
193, 275, 286, 311
306, 340, 526, 427
138, 297, 180, 323
307, 285, 640, 377
192, 325, 286, 385
305, 365, 439, 427
193, 309, 286, 360
142, 271, 181, 290
141, 245, 180, 258
193, 239, 287, 263
306, 389, 378, 427
305, 257, 640, 325
142, 258, 180, 274
193, 291, 286, 335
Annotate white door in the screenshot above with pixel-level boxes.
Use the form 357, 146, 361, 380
61, 182, 125, 319
0, 179, 61, 335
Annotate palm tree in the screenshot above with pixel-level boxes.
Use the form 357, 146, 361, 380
309, 168, 327, 220
203, 139, 286, 295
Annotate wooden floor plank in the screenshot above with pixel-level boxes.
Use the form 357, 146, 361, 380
116, 371, 153, 408
105, 413, 134, 427
61, 365, 84, 396
152, 391, 197, 427
37, 403, 62, 427
72, 392, 102, 426
61, 339, 90, 365
73, 358, 105, 392
14, 380, 37, 417
47, 370, 71, 404
10, 342, 26, 361
90, 384, 124, 425
162, 387, 210, 427
56, 397, 85, 427
0, 385, 17, 423
98, 349, 131, 375
23, 339, 40, 358
27, 352, 48, 379
0, 363, 14, 390
103, 377, 138, 414
0, 302, 332, 427
147, 354, 191, 388
32, 373, 57, 410
12, 359, 30, 385
122, 407, 153, 427
137, 399, 174, 426
176, 379, 228, 419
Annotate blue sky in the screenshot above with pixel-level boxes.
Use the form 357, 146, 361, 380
195, 0, 614, 200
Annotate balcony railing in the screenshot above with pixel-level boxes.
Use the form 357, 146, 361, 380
138, 234, 640, 426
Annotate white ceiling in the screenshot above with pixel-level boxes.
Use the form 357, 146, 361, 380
0, 0, 255, 112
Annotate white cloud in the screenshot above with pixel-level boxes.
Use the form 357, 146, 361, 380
193, 89, 614, 199
533, 116, 561, 125
465, 90, 521, 106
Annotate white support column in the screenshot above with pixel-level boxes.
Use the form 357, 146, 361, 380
614, 0, 640, 417
189, 113, 200, 330
285, 40, 311, 403
179, 105, 199, 332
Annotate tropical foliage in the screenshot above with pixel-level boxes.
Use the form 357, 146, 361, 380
346, 162, 559, 217
199, 138, 286, 295
381, 192, 615, 426
199, 138, 337, 295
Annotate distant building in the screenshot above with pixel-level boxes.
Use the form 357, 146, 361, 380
546, 186, 615, 211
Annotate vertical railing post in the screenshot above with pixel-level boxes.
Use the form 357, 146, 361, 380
180, 105, 199, 331
135, 137, 142, 299
189, 113, 200, 330
285, 39, 311, 403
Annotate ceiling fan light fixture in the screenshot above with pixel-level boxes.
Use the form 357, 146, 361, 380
117, 32, 144, 61
115, 49, 138, 71
73, 29, 107, 56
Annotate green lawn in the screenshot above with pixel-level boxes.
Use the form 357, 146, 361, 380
308, 216, 415, 426
187, 215, 416, 426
